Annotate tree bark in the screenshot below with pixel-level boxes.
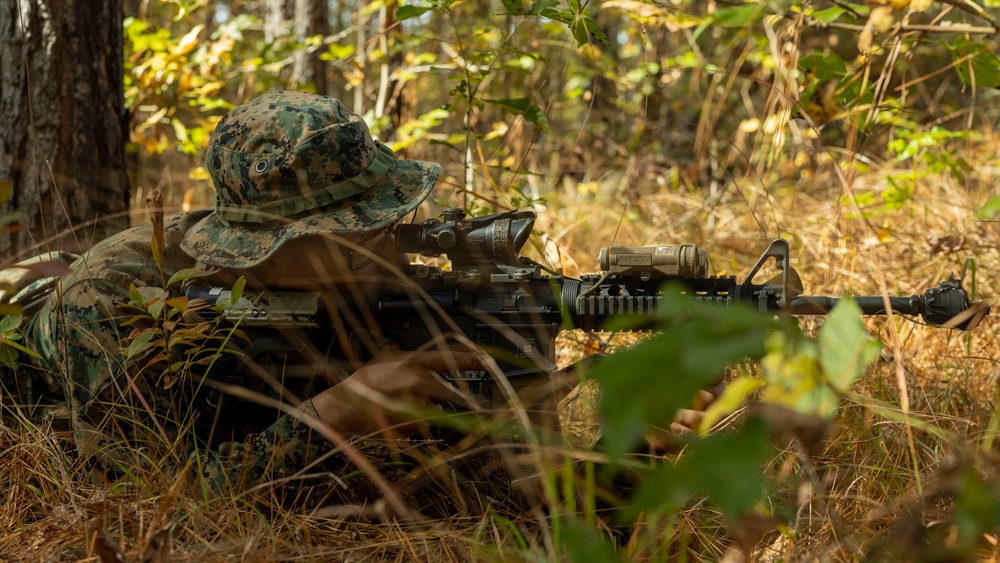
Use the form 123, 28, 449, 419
0, 0, 130, 260
265, 0, 295, 44
292, 0, 329, 94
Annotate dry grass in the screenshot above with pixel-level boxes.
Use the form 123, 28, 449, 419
4, 123, 1000, 560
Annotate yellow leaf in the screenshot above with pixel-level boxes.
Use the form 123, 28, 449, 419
171, 24, 204, 57
140, 106, 168, 131
872, 6, 895, 32
858, 6, 895, 52
0, 179, 12, 205
700, 376, 765, 433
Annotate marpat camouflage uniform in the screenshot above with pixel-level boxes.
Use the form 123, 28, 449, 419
2, 90, 442, 494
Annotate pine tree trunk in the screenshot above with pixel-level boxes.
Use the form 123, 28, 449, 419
0, 0, 130, 260
293, 0, 329, 94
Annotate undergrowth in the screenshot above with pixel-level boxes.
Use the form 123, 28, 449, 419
2, 143, 999, 560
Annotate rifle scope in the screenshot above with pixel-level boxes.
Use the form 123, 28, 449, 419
395, 208, 534, 268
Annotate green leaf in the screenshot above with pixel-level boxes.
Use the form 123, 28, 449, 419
559, 516, 626, 563
499, 0, 526, 15
712, 3, 767, 27
321, 43, 355, 61
0, 313, 22, 334
572, 17, 609, 48
977, 195, 1000, 219
147, 297, 165, 320
630, 416, 773, 519
166, 268, 213, 288
125, 330, 158, 360
397, 4, 433, 21
818, 298, 881, 393
128, 284, 144, 306
0, 336, 42, 360
230, 276, 246, 306
591, 286, 775, 458
760, 332, 837, 417
811, 6, 846, 23
951, 38, 1000, 88
484, 97, 550, 132
798, 52, 847, 82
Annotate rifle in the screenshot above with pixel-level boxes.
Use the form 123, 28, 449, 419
187, 208, 989, 403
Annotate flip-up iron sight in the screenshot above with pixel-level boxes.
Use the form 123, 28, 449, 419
393, 209, 989, 331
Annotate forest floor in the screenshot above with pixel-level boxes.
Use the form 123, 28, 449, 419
3, 132, 1000, 561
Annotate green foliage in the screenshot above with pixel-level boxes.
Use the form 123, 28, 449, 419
119, 273, 247, 389
590, 285, 777, 458
630, 415, 773, 520
977, 195, 1000, 219
120, 0, 1000, 216
558, 515, 626, 563
950, 37, 1000, 89
888, 126, 976, 182
759, 298, 879, 419
590, 296, 880, 538
0, 315, 41, 370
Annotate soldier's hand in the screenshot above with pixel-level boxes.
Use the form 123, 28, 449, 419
311, 350, 486, 436
645, 388, 719, 453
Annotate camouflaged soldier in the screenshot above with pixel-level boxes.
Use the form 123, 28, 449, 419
7, 91, 484, 493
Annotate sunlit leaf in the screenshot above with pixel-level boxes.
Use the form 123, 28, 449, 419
977, 195, 1000, 219
818, 298, 881, 393
172, 24, 204, 56
700, 375, 764, 433
811, 6, 847, 23
712, 3, 768, 27
397, 4, 433, 21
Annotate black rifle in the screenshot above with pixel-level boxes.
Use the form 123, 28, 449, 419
188, 209, 988, 400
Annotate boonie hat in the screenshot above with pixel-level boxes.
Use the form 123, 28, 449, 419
181, 90, 440, 268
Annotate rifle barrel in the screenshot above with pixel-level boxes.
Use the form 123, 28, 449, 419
790, 295, 921, 316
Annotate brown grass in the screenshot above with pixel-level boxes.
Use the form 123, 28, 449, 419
4, 121, 1000, 560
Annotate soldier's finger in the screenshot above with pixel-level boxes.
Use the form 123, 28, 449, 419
421, 370, 456, 403
673, 408, 704, 429
669, 422, 694, 437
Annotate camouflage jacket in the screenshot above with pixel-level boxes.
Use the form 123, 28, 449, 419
12, 210, 343, 493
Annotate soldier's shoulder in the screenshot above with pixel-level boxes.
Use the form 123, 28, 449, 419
65, 210, 211, 289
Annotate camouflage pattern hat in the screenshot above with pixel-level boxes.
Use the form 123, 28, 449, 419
181, 90, 441, 268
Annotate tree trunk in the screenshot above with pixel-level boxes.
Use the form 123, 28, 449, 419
0, 0, 130, 260
292, 0, 329, 94
265, 0, 295, 44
